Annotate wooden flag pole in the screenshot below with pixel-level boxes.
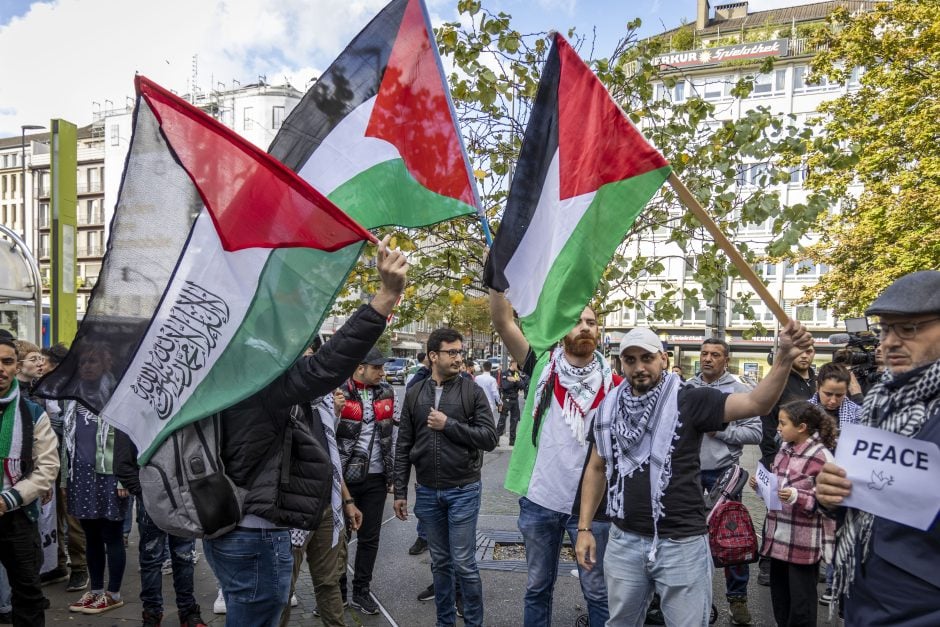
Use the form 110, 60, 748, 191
667, 172, 790, 325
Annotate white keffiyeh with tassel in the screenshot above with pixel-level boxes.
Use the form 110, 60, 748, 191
531, 347, 611, 445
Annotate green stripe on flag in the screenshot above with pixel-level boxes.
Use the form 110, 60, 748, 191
140, 244, 362, 461
330, 158, 476, 228
519, 166, 671, 354
504, 352, 551, 495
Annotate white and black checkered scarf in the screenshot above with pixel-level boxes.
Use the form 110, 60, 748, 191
831, 359, 940, 611
594, 372, 682, 560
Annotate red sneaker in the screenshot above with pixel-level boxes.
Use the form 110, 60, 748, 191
82, 592, 125, 614
68, 591, 99, 612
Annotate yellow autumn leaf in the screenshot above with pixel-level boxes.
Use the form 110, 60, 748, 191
449, 291, 465, 306
474, 168, 486, 180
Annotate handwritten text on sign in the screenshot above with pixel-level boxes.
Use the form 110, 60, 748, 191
835, 423, 940, 531
755, 462, 782, 511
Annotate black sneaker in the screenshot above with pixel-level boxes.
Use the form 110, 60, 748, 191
417, 584, 435, 602
408, 537, 428, 555
455, 596, 464, 618
66, 570, 89, 592
180, 604, 207, 627
40, 567, 69, 585
351, 591, 379, 615
142, 610, 163, 627
0, 611, 11, 624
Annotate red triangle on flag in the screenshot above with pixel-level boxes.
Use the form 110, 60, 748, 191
365, 0, 476, 207
555, 34, 669, 201
136, 76, 375, 252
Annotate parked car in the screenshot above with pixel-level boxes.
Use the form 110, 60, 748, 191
385, 357, 416, 385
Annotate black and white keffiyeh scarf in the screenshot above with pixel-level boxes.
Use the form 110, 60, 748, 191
594, 372, 682, 560
532, 348, 612, 445
831, 359, 940, 609
290, 396, 345, 549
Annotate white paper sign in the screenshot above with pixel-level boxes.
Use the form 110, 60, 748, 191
755, 462, 782, 511
835, 423, 940, 531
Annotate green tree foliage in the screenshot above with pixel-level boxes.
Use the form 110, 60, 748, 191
795, 0, 940, 315
345, 1, 835, 333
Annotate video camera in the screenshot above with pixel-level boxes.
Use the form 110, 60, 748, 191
828, 317, 881, 392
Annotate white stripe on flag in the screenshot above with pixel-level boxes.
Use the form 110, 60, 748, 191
503, 150, 596, 317
296, 96, 399, 194
100, 211, 269, 453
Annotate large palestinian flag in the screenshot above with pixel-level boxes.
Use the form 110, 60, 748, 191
483, 33, 670, 355
36, 76, 374, 461
269, 0, 480, 231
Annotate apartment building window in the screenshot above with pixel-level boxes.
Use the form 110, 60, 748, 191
736, 161, 770, 187
793, 66, 838, 93
682, 299, 707, 322
86, 168, 101, 193
732, 299, 776, 323
784, 260, 830, 279
748, 69, 787, 96
38, 202, 50, 228
110, 124, 120, 146
691, 75, 728, 101
243, 106, 254, 130
272, 106, 285, 129
39, 233, 50, 258
789, 166, 808, 185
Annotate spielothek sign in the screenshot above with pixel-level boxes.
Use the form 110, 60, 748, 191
652, 39, 789, 69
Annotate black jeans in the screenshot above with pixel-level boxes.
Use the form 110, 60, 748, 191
0, 509, 45, 626
769, 558, 818, 626
497, 400, 520, 443
342, 473, 388, 594
80, 518, 126, 594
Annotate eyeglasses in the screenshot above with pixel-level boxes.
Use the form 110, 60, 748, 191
435, 349, 466, 358
872, 317, 940, 340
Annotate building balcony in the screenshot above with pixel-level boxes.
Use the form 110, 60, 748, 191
77, 212, 105, 226
77, 182, 103, 195
76, 245, 103, 257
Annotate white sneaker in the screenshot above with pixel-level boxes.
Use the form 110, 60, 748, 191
290, 594, 298, 607
213, 589, 226, 614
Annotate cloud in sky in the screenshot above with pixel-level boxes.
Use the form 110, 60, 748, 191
0, 0, 390, 137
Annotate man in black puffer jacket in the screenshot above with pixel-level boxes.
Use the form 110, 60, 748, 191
203, 238, 408, 625
393, 327, 498, 627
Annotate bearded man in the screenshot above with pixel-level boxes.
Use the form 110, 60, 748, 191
490, 290, 621, 627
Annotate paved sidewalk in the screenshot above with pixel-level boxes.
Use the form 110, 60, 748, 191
42, 443, 839, 625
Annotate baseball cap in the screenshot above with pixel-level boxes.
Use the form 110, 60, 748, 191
362, 347, 392, 366
619, 328, 663, 355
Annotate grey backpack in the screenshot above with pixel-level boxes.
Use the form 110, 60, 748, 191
138, 413, 245, 539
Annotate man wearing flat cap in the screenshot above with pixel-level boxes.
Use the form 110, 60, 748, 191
817, 270, 940, 625
334, 346, 398, 615
575, 321, 813, 626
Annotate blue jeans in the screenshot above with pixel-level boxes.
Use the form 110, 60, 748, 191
414, 482, 484, 627
137, 497, 196, 616
605, 527, 713, 627
204, 528, 293, 627
517, 497, 609, 627
700, 467, 750, 599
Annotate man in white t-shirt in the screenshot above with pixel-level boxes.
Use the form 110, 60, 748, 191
473, 361, 502, 424
490, 290, 620, 627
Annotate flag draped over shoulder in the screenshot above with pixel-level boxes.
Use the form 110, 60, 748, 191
483, 33, 671, 355
268, 0, 480, 231
36, 76, 374, 462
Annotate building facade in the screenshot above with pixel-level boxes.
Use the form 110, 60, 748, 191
604, 0, 874, 378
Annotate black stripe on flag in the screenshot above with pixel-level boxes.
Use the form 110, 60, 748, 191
483, 40, 561, 292
269, 0, 408, 171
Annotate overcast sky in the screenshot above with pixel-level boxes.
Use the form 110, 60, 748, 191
0, 0, 812, 138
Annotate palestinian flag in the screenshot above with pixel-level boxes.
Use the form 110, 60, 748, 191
483, 33, 670, 355
269, 0, 480, 232
36, 76, 375, 462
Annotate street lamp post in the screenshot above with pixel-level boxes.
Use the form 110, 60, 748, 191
20, 124, 45, 251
